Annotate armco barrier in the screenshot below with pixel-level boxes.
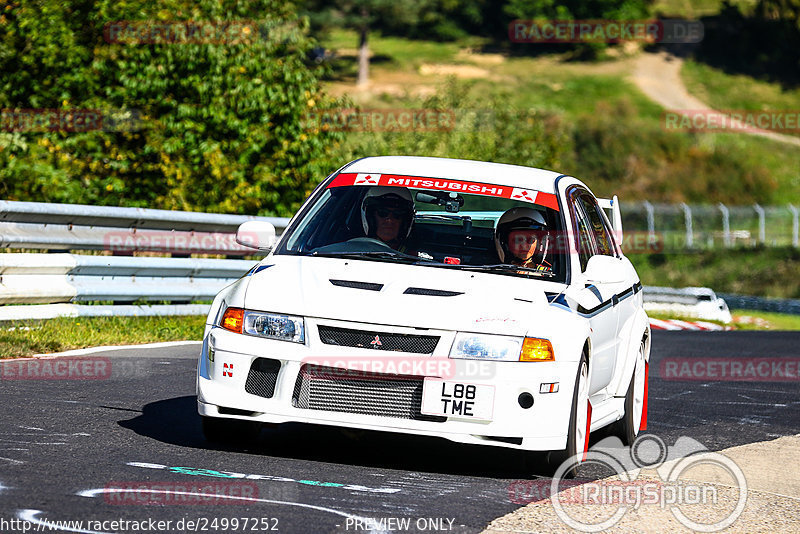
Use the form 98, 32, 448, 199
0, 201, 289, 320
0, 200, 288, 254
717, 293, 800, 316
3, 201, 794, 321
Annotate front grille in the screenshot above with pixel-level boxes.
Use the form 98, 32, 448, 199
244, 358, 281, 398
293, 365, 445, 422
317, 325, 439, 354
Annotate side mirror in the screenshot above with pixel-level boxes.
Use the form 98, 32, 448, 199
236, 221, 277, 251
584, 255, 625, 284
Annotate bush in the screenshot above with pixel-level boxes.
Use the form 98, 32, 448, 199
0, 0, 346, 216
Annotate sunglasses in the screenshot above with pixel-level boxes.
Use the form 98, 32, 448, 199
374, 208, 407, 220
510, 232, 542, 246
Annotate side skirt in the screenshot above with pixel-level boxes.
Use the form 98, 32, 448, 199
588, 395, 626, 433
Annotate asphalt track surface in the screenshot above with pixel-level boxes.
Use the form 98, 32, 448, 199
1, 331, 798, 534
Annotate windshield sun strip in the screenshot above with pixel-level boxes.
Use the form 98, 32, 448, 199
326, 172, 559, 212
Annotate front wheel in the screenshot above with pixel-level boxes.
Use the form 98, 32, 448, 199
546, 355, 590, 478
201, 416, 261, 444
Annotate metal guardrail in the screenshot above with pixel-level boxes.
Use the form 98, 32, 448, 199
0, 200, 287, 232
0, 253, 257, 305
717, 293, 800, 316
0, 200, 290, 255
2, 201, 796, 322
0, 201, 289, 320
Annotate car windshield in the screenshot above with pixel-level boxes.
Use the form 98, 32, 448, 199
274, 174, 566, 281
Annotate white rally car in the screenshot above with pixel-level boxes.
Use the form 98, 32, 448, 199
197, 156, 650, 470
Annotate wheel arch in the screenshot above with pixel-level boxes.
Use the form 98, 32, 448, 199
611, 308, 650, 397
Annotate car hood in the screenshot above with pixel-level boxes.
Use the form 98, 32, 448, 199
243, 256, 558, 335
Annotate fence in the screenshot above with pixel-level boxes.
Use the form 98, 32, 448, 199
620, 202, 799, 250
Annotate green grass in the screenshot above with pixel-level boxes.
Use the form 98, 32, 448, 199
0, 315, 206, 359
729, 310, 800, 330
651, 0, 756, 17
321, 28, 474, 70
681, 59, 800, 113
628, 246, 800, 299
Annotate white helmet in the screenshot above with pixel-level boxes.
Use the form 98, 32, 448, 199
360, 187, 415, 239
494, 207, 550, 264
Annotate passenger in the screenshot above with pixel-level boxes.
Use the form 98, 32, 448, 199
494, 207, 553, 273
360, 187, 415, 251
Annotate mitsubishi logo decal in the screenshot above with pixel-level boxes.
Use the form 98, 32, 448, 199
223, 363, 234, 377
370, 335, 383, 348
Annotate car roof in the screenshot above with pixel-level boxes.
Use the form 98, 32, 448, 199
345, 156, 565, 194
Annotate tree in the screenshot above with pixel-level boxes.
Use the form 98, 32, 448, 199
303, 0, 428, 86
0, 0, 345, 216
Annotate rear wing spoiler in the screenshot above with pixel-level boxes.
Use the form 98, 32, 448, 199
597, 195, 623, 249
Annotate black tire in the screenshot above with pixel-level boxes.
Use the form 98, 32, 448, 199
546, 354, 589, 479
611, 340, 646, 446
201, 416, 261, 444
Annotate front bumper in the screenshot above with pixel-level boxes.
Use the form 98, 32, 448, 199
197, 320, 578, 451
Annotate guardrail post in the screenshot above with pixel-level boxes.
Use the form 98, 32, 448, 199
718, 203, 731, 248
680, 202, 693, 249
790, 204, 799, 248
643, 201, 655, 244
753, 204, 766, 245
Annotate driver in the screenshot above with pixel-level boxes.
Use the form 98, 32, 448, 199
360, 187, 415, 251
494, 207, 553, 273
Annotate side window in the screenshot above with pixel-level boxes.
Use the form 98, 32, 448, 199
578, 194, 616, 257
568, 190, 598, 271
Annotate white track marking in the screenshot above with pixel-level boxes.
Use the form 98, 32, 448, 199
18, 510, 111, 534
32, 340, 201, 358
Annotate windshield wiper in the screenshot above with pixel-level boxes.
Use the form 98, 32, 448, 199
309, 251, 427, 263
446, 263, 557, 277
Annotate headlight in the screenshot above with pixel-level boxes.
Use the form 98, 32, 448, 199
449, 333, 523, 361
449, 333, 555, 362
219, 307, 305, 344
244, 311, 305, 343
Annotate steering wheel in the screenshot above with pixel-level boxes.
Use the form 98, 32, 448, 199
345, 237, 394, 249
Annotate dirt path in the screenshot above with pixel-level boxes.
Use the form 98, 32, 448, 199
631, 51, 800, 147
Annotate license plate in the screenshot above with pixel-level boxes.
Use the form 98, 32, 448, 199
421, 378, 495, 421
